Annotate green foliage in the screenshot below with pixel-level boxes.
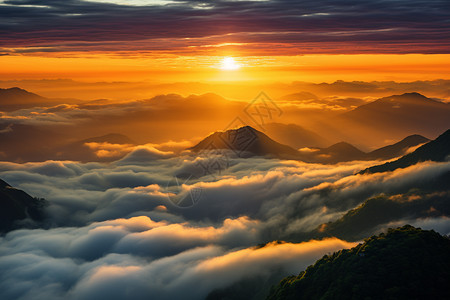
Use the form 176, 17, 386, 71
0, 179, 48, 233
267, 226, 450, 300
315, 191, 450, 241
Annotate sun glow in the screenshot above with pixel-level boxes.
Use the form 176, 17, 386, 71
220, 57, 241, 70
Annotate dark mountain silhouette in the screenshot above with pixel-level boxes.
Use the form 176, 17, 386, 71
0, 178, 47, 233
313, 187, 450, 242
361, 129, 450, 174
310, 133, 429, 163
313, 142, 366, 163
0, 87, 48, 111
0, 87, 45, 106
189, 126, 301, 159
303, 133, 428, 164
190, 126, 433, 164
335, 92, 450, 145
0, 87, 80, 111
368, 134, 429, 160
267, 226, 450, 300
264, 123, 328, 148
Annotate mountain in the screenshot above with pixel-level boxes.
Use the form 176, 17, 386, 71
361, 128, 450, 174
313, 142, 366, 163
336, 92, 450, 144
313, 188, 450, 241
0, 178, 47, 233
189, 126, 301, 159
190, 126, 435, 164
368, 134, 429, 160
264, 123, 328, 148
267, 226, 450, 300
0, 87, 47, 111
309, 134, 429, 163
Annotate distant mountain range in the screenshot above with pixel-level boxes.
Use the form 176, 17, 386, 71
367, 134, 429, 160
299, 129, 450, 241
0, 178, 47, 233
333, 92, 450, 145
1, 88, 447, 162
264, 123, 329, 148
361, 129, 450, 174
268, 226, 450, 300
190, 125, 430, 163
0, 87, 78, 111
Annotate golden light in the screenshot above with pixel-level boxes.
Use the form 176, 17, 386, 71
220, 57, 241, 70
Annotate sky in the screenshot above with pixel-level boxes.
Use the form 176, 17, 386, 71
1, 0, 450, 84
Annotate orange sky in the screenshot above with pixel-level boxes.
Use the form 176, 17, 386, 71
2, 54, 450, 84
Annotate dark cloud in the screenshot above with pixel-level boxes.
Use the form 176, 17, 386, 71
0, 0, 449, 54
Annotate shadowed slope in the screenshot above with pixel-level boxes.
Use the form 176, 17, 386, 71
361, 129, 450, 174
268, 226, 450, 300
0, 179, 47, 233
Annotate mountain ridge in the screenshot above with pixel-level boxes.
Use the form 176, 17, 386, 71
0, 178, 48, 233
190, 126, 434, 163
361, 128, 450, 174
267, 225, 450, 300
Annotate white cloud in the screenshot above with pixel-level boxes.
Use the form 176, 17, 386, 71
0, 153, 448, 299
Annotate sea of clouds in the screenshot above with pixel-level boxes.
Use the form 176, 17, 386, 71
1, 148, 449, 299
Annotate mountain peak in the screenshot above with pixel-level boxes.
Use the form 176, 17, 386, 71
379, 92, 433, 104
189, 126, 300, 159
0, 87, 47, 111
400, 92, 425, 97
0, 87, 40, 96
361, 128, 450, 174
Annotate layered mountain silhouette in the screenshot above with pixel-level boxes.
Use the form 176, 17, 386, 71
0, 178, 47, 233
335, 92, 450, 143
264, 123, 328, 148
1, 88, 444, 163
367, 134, 429, 160
361, 128, 450, 174
267, 226, 450, 300
190, 126, 430, 163
306, 134, 427, 163
312, 142, 367, 163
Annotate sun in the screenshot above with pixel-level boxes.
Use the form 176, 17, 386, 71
220, 57, 241, 70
